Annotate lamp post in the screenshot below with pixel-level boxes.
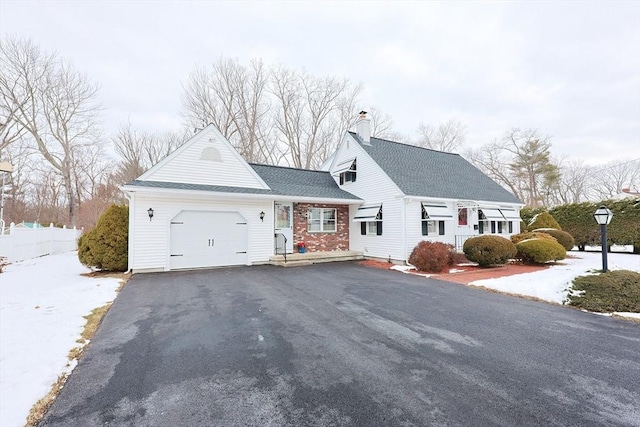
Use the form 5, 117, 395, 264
593, 205, 613, 272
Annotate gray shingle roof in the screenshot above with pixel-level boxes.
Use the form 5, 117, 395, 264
125, 164, 360, 201
250, 164, 360, 200
349, 132, 521, 204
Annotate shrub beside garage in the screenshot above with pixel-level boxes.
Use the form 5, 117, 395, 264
78, 204, 129, 272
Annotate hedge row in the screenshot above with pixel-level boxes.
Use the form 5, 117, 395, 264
521, 199, 639, 253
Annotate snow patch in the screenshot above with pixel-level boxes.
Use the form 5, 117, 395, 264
469, 252, 639, 306
0, 251, 121, 427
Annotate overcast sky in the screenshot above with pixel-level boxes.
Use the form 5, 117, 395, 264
2, 0, 639, 166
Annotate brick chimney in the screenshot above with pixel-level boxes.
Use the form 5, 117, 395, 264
355, 111, 371, 145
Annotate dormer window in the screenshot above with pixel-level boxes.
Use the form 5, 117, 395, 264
333, 158, 356, 185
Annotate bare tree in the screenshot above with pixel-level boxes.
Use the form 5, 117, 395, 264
465, 143, 526, 202
466, 128, 560, 207
589, 158, 640, 200
551, 159, 592, 205
112, 122, 191, 184
182, 57, 364, 169
415, 118, 467, 152
270, 66, 364, 169
0, 37, 103, 226
181, 58, 280, 164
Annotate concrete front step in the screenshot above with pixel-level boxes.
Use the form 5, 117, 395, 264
269, 251, 364, 267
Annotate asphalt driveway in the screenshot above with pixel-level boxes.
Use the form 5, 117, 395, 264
41, 262, 640, 426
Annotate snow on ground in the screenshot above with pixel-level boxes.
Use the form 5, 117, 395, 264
0, 252, 121, 427
470, 251, 640, 308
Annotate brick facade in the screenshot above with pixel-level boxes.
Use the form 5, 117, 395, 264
292, 203, 349, 252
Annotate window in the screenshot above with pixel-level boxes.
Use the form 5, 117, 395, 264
307, 208, 336, 233
359, 205, 382, 235
421, 205, 445, 236
339, 159, 357, 185
361, 221, 382, 235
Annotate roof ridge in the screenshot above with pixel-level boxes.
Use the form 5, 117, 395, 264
249, 163, 331, 174
347, 131, 461, 156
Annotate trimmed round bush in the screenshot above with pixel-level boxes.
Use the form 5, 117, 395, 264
511, 231, 557, 245
528, 211, 562, 230
78, 204, 129, 271
463, 235, 517, 267
516, 238, 566, 264
533, 228, 575, 251
408, 241, 455, 273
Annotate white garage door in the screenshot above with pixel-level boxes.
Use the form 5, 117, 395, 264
170, 211, 248, 270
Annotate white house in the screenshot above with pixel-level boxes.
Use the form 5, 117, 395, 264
322, 112, 523, 263
122, 114, 523, 272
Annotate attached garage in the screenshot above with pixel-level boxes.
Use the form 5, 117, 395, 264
169, 210, 248, 270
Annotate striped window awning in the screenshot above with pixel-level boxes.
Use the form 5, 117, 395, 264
479, 208, 506, 220
499, 208, 521, 220
333, 158, 356, 175
421, 203, 454, 220
354, 204, 382, 222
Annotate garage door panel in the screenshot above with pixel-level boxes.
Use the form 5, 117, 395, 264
169, 211, 248, 270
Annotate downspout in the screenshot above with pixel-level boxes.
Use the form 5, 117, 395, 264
123, 191, 134, 274
402, 196, 408, 264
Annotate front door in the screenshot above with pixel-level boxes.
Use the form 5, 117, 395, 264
274, 202, 294, 253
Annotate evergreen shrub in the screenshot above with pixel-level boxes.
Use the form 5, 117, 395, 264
78, 204, 129, 271
533, 228, 575, 251
463, 235, 517, 267
528, 211, 562, 230
516, 239, 566, 264
510, 231, 557, 245
408, 241, 455, 273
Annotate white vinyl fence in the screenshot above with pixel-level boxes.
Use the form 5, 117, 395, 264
0, 223, 82, 262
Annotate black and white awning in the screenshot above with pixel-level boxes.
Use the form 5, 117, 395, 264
354, 204, 382, 222
421, 202, 454, 220
499, 208, 521, 221
479, 207, 506, 220
332, 158, 356, 175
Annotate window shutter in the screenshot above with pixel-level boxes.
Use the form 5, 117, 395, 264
352, 172, 356, 183
422, 221, 428, 236
508, 221, 513, 233
479, 221, 484, 234
491, 221, 496, 233
498, 222, 503, 233
438, 221, 445, 235
339, 174, 344, 185
361, 222, 366, 235
376, 221, 383, 235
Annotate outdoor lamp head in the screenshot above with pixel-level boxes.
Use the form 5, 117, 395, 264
259, 211, 265, 222
593, 205, 613, 225
147, 208, 154, 221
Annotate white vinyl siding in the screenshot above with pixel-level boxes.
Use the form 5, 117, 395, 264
405, 199, 456, 256
330, 134, 405, 261
142, 127, 268, 189
129, 193, 272, 272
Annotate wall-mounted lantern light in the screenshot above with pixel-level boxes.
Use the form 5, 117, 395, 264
147, 208, 154, 221
593, 205, 613, 272
259, 211, 265, 222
